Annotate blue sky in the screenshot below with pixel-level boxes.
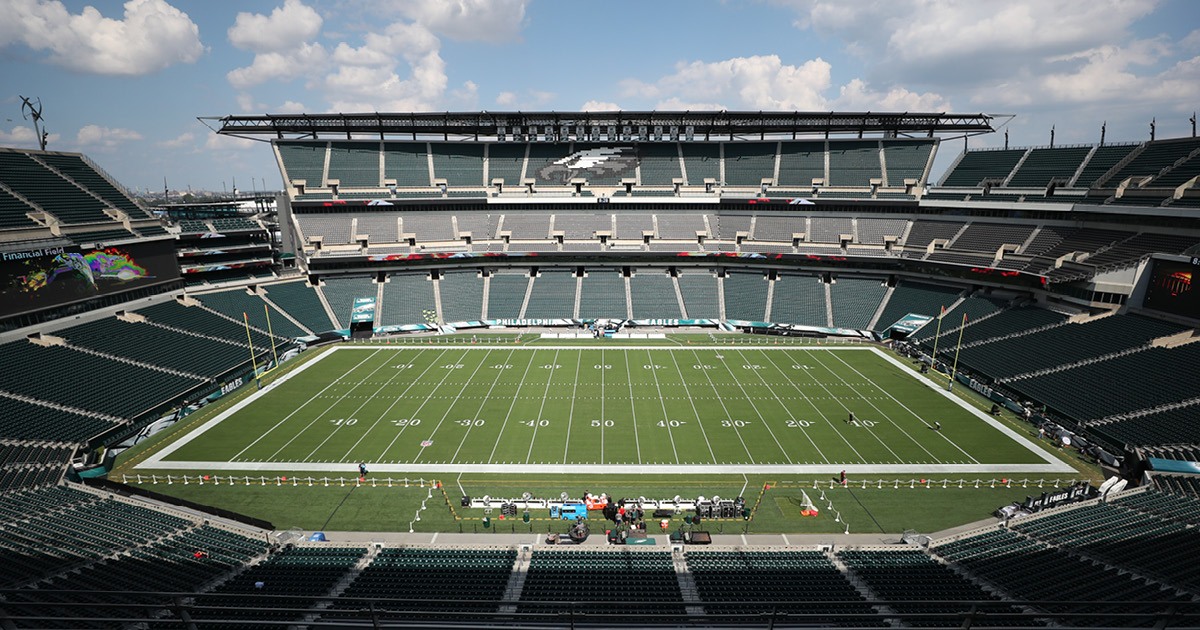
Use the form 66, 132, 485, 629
2, 0, 1198, 192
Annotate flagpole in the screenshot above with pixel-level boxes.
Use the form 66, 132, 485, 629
949, 312, 968, 391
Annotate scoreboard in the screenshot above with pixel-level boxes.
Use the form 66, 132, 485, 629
1142, 256, 1199, 319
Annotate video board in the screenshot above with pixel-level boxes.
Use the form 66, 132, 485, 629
0, 240, 181, 317
1142, 256, 1199, 319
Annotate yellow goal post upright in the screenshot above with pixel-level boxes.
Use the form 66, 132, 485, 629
243, 312, 261, 389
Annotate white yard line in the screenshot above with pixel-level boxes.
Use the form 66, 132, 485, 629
714, 350, 792, 464
735, 349, 827, 464
450, 347, 519, 464
689, 349, 756, 464
144, 346, 347, 467
600, 348, 606, 464
756, 349, 863, 463
374, 348, 471, 462
413, 349, 494, 463
339, 349, 450, 461
803, 348, 946, 464
230, 349, 381, 462
645, 349, 680, 464
869, 347, 1064, 468
666, 349, 718, 463
779, 348, 905, 463
301, 350, 440, 462
486, 349, 539, 463
264, 351, 400, 462
525, 349, 560, 464
824, 349, 977, 463
562, 352, 582, 464
623, 349, 643, 465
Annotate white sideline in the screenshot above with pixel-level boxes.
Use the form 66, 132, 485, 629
868, 347, 1067, 469
139, 345, 1075, 474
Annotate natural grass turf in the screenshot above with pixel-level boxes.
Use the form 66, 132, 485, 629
129, 473, 1073, 534
160, 345, 1043, 467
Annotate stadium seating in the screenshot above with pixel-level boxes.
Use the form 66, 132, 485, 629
777, 141, 825, 187
0, 341, 202, 420
0, 441, 72, 491
881, 140, 934, 185
261, 281, 335, 333
320, 276, 377, 328
486, 272, 529, 319
855, 218, 908, 245
578, 268, 627, 319
1006, 146, 1093, 188
500, 213, 552, 240
939, 149, 1026, 187
751, 214, 804, 242
807, 216, 853, 244
875, 282, 963, 331
950, 222, 1035, 253
277, 141, 328, 186
723, 142, 776, 186
827, 140, 882, 187
903, 220, 963, 249
58, 317, 261, 378
1013, 342, 1200, 422
687, 550, 872, 623
37, 153, 146, 218
431, 143, 486, 187
210, 217, 261, 233
1091, 404, 1200, 447
138, 301, 273, 349
1074, 143, 1139, 187
557, 213, 611, 240
194, 546, 366, 626
380, 272, 436, 325
524, 270, 576, 318
439, 270, 484, 322
356, 212, 400, 243
639, 143, 683, 185
520, 550, 684, 616
827, 277, 887, 330
911, 294, 1008, 344
629, 271, 682, 319
614, 213, 653, 240
838, 548, 1032, 627
1082, 232, 1200, 269
332, 547, 515, 618
712, 214, 751, 240
932, 528, 1190, 626
770, 274, 827, 326
1105, 137, 1200, 186
0, 394, 119, 443
723, 271, 769, 321
196, 288, 308, 339
1011, 498, 1200, 593
383, 142, 431, 187
958, 313, 1184, 380
0, 151, 117, 224
656, 213, 707, 240
680, 144, 720, 184
486, 143, 526, 185
296, 213, 354, 244
677, 271, 720, 319
0, 187, 38, 229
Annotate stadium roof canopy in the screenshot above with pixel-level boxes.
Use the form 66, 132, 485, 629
204, 110, 994, 142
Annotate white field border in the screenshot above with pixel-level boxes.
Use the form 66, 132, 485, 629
138, 345, 1074, 474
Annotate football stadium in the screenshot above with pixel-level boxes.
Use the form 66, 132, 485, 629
2, 6, 1200, 627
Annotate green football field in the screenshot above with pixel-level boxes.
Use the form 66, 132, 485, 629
142, 344, 1066, 475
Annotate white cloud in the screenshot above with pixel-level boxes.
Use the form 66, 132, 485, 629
493, 89, 554, 109
621, 55, 833, 111
276, 100, 308, 113
157, 132, 195, 148
227, 42, 328, 89
389, 0, 529, 43
228, 0, 322, 54
322, 21, 449, 111
833, 79, 952, 111
448, 81, 479, 109
580, 100, 622, 112
496, 91, 517, 106
0, 125, 59, 148
204, 133, 259, 151
75, 125, 143, 150
0, 0, 203, 75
